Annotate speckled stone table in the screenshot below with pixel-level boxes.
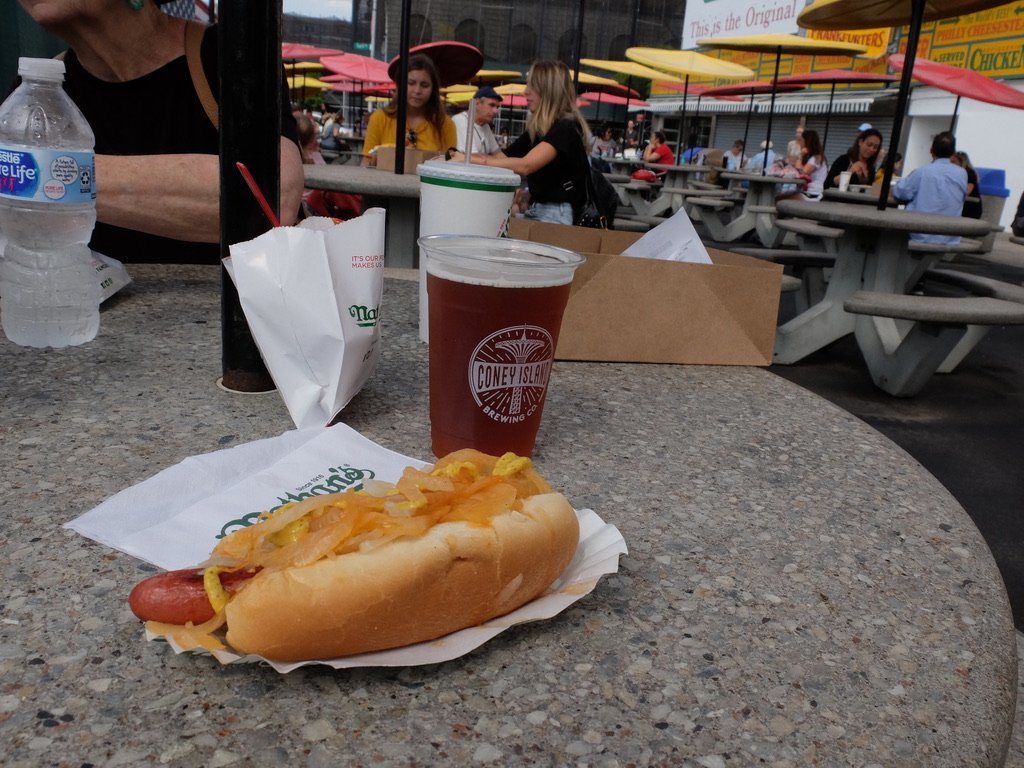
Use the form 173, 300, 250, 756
1, 266, 1017, 767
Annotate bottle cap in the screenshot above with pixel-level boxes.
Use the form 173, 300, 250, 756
18, 57, 66, 80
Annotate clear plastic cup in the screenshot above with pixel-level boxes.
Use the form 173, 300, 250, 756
419, 235, 585, 457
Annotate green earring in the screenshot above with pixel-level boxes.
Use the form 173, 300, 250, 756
129, 0, 144, 9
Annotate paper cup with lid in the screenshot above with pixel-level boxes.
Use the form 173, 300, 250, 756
416, 160, 521, 342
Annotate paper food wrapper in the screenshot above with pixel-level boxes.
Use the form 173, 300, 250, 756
66, 425, 627, 673
622, 207, 712, 265
224, 210, 386, 430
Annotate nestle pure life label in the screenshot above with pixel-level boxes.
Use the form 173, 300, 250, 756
0, 146, 96, 204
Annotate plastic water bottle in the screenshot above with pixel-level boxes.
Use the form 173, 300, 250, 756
0, 57, 100, 347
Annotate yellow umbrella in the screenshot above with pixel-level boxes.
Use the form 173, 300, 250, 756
797, 0, 1009, 29
580, 58, 690, 85
288, 61, 325, 72
442, 84, 477, 95
473, 69, 523, 84
797, 0, 1013, 207
626, 48, 753, 159
697, 33, 867, 171
495, 83, 526, 96
287, 75, 332, 90
696, 32, 867, 57
625, 48, 754, 80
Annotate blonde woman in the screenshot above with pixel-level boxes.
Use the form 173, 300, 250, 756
451, 60, 590, 225
362, 54, 456, 165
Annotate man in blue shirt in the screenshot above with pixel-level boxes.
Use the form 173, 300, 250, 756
893, 131, 967, 244
746, 140, 776, 172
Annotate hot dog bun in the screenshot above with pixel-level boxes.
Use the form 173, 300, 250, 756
224, 492, 578, 660
135, 450, 580, 662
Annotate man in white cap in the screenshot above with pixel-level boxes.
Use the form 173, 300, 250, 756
453, 85, 503, 156
746, 139, 776, 172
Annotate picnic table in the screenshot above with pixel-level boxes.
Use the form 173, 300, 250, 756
304, 164, 421, 267
689, 170, 803, 246
2, 267, 1016, 766
773, 200, 1017, 394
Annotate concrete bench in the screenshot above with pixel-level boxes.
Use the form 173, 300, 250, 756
747, 204, 777, 215
732, 248, 834, 312
612, 218, 654, 232
775, 218, 844, 255
908, 239, 984, 262
687, 197, 734, 211
780, 274, 803, 293
843, 290, 1024, 396
918, 267, 1024, 372
922, 267, 1024, 303
1009, 235, 1024, 246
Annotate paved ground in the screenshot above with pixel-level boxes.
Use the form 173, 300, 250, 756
708, 229, 1024, 631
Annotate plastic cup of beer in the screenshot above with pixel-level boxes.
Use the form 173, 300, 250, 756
419, 235, 585, 458
838, 171, 853, 191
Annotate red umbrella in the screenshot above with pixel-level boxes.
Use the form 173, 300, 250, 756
889, 53, 1024, 129
282, 43, 344, 60
388, 41, 484, 88
327, 81, 394, 94
578, 92, 649, 107
775, 69, 897, 153
702, 81, 806, 165
321, 53, 393, 84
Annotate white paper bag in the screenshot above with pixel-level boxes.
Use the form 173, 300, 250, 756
224, 209, 385, 429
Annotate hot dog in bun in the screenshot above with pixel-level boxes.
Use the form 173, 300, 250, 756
129, 449, 579, 662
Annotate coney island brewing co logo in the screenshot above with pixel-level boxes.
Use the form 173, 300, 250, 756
469, 325, 553, 423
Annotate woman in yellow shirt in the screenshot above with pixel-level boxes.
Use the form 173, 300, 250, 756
362, 54, 456, 165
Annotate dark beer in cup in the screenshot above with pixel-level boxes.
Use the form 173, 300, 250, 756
420, 235, 585, 457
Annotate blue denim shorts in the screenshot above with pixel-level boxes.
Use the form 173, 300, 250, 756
524, 201, 573, 225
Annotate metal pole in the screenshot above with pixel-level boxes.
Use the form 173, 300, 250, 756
760, 47, 782, 175
219, 0, 280, 392
822, 81, 836, 156
572, 0, 586, 93
673, 75, 689, 160
392, 0, 412, 173
878, 0, 926, 210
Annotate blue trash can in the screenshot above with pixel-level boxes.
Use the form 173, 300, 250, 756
975, 167, 1010, 251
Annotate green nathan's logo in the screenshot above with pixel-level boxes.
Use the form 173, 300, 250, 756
216, 464, 375, 538
349, 303, 380, 327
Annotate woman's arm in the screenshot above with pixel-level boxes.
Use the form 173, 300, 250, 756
450, 141, 557, 177
95, 137, 303, 240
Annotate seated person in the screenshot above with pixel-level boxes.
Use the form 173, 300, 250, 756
746, 140, 776, 172
893, 131, 967, 245
17, 0, 304, 264
723, 140, 747, 171
825, 128, 882, 190
362, 54, 456, 165
452, 85, 503, 156
642, 130, 675, 167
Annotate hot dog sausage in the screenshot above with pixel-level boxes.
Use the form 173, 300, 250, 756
128, 568, 255, 625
